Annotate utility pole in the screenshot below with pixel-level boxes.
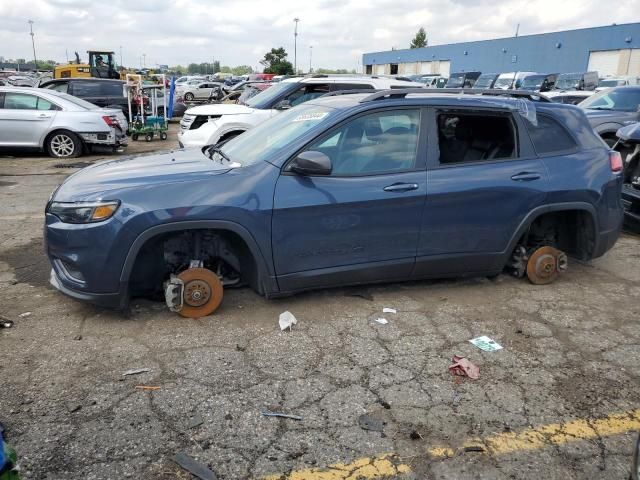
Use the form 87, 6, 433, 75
515, 23, 520, 37
119, 46, 123, 68
142, 53, 146, 69
28, 20, 38, 70
293, 18, 299, 74
309, 45, 313, 74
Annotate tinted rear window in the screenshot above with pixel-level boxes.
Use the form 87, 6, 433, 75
526, 114, 576, 154
72, 81, 124, 97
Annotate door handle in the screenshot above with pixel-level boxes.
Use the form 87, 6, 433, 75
511, 172, 541, 182
383, 183, 419, 192
38, 113, 52, 118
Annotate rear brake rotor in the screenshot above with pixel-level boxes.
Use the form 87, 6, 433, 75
526, 246, 566, 285
176, 267, 223, 318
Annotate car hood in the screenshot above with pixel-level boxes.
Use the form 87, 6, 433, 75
583, 109, 636, 126
53, 148, 231, 201
185, 103, 255, 116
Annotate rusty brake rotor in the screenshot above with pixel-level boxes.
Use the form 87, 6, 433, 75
526, 246, 567, 285
176, 267, 223, 318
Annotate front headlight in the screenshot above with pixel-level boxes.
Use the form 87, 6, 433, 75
48, 201, 120, 224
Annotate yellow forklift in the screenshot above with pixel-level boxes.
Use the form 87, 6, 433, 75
54, 51, 121, 80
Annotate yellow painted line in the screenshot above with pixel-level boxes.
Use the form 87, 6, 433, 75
428, 408, 640, 459
263, 409, 640, 479
262, 454, 411, 480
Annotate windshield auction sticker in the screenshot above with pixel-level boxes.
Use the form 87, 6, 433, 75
292, 112, 329, 122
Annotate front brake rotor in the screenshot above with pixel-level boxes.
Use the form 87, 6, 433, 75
526, 246, 567, 285
176, 267, 223, 318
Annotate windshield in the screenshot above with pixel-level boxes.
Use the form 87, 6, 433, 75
218, 104, 335, 167
446, 74, 465, 88
579, 88, 640, 112
598, 79, 626, 88
555, 74, 581, 90
472, 74, 496, 89
245, 82, 296, 109
518, 75, 545, 90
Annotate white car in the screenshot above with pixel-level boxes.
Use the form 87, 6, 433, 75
178, 75, 425, 148
0, 86, 127, 158
179, 81, 224, 101
596, 76, 640, 92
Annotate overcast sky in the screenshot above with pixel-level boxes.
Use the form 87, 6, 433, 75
0, 0, 637, 71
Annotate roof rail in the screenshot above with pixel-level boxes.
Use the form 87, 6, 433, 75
320, 88, 381, 97
359, 88, 552, 103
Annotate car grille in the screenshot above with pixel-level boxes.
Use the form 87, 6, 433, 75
180, 114, 221, 131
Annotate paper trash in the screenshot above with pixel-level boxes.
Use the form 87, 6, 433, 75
469, 336, 503, 352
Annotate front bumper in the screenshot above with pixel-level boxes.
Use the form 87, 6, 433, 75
50, 269, 126, 309
177, 124, 216, 149
622, 183, 640, 231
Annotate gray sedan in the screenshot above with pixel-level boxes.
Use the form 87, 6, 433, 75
0, 86, 128, 158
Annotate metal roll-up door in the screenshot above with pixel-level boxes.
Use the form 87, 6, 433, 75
588, 50, 621, 77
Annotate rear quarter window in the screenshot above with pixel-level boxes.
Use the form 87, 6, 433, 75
525, 114, 577, 155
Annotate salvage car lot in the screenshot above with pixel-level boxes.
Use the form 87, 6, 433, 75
0, 134, 639, 479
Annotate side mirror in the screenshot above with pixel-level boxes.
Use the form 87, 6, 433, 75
289, 151, 332, 176
273, 99, 292, 110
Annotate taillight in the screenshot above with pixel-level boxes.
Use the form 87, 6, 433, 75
610, 151, 623, 173
102, 115, 118, 128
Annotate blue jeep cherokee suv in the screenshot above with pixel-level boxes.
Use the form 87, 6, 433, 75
45, 89, 624, 317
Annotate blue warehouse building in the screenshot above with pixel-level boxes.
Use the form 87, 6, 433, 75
362, 22, 640, 78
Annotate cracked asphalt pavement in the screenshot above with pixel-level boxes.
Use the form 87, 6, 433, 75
1, 133, 639, 479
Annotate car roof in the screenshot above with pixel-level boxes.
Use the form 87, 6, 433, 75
280, 74, 424, 88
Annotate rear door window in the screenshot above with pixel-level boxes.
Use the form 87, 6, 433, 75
437, 112, 517, 164
98, 82, 125, 97
525, 114, 576, 155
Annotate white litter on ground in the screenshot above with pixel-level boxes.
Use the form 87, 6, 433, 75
375, 318, 389, 325
469, 336, 503, 352
279, 311, 298, 331
382, 308, 397, 314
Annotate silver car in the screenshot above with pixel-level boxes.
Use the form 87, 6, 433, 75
179, 81, 223, 101
0, 86, 127, 158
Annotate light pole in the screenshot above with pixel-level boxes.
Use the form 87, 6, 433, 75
119, 46, 123, 68
293, 18, 299, 74
28, 20, 38, 70
142, 53, 146, 69
309, 45, 313, 74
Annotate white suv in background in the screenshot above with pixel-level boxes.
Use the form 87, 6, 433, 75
177, 75, 425, 148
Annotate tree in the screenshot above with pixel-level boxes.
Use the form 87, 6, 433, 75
260, 47, 294, 75
410, 27, 427, 49
187, 63, 200, 74
231, 65, 253, 75
213, 60, 221, 74
315, 68, 355, 74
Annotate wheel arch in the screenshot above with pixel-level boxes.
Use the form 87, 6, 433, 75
120, 220, 277, 296
502, 202, 600, 263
